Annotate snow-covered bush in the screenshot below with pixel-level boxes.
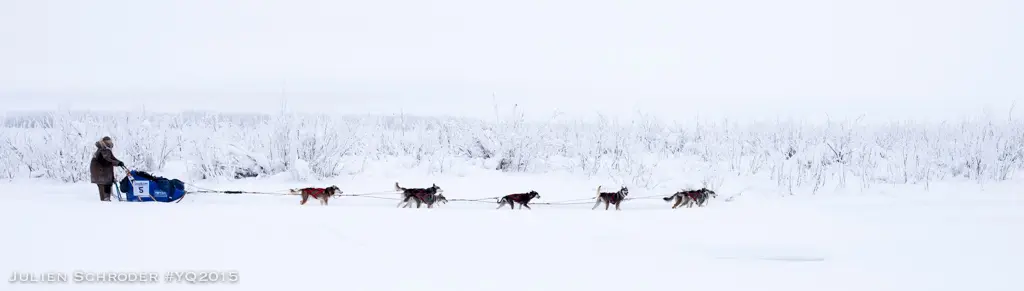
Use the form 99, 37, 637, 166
1, 110, 1021, 192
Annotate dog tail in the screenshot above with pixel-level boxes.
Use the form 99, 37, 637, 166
595, 186, 602, 198
394, 182, 404, 192
663, 196, 673, 202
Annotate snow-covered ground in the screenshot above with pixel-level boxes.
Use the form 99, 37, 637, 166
3, 0, 1021, 289
2, 173, 1021, 291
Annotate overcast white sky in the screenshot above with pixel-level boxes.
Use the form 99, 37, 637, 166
1, 0, 1021, 122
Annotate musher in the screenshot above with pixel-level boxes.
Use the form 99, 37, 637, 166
89, 136, 126, 201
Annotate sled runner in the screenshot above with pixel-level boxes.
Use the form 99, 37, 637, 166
118, 170, 187, 202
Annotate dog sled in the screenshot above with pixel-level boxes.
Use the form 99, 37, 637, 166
117, 170, 187, 203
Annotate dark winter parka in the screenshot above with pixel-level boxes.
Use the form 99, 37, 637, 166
89, 139, 123, 184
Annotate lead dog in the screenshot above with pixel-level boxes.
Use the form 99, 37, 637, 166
690, 188, 717, 207
496, 191, 541, 210
290, 186, 342, 206
663, 188, 717, 209
663, 191, 693, 209
593, 186, 629, 210
395, 182, 447, 208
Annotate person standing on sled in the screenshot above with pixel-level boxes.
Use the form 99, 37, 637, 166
89, 136, 125, 201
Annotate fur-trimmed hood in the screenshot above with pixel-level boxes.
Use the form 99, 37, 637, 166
95, 138, 113, 149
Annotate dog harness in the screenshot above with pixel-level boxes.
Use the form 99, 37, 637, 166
683, 191, 705, 200
405, 191, 443, 204
301, 188, 328, 199
601, 192, 625, 202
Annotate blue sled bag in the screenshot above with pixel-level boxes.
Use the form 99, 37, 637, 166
118, 170, 186, 202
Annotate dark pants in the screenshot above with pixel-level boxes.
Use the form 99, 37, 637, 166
96, 184, 112, 201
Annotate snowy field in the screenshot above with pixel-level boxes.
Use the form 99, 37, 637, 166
1, 112, 1023, 290
2, 173, 1022, 291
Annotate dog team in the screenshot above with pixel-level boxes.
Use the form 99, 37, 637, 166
289, 182, 717, 210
